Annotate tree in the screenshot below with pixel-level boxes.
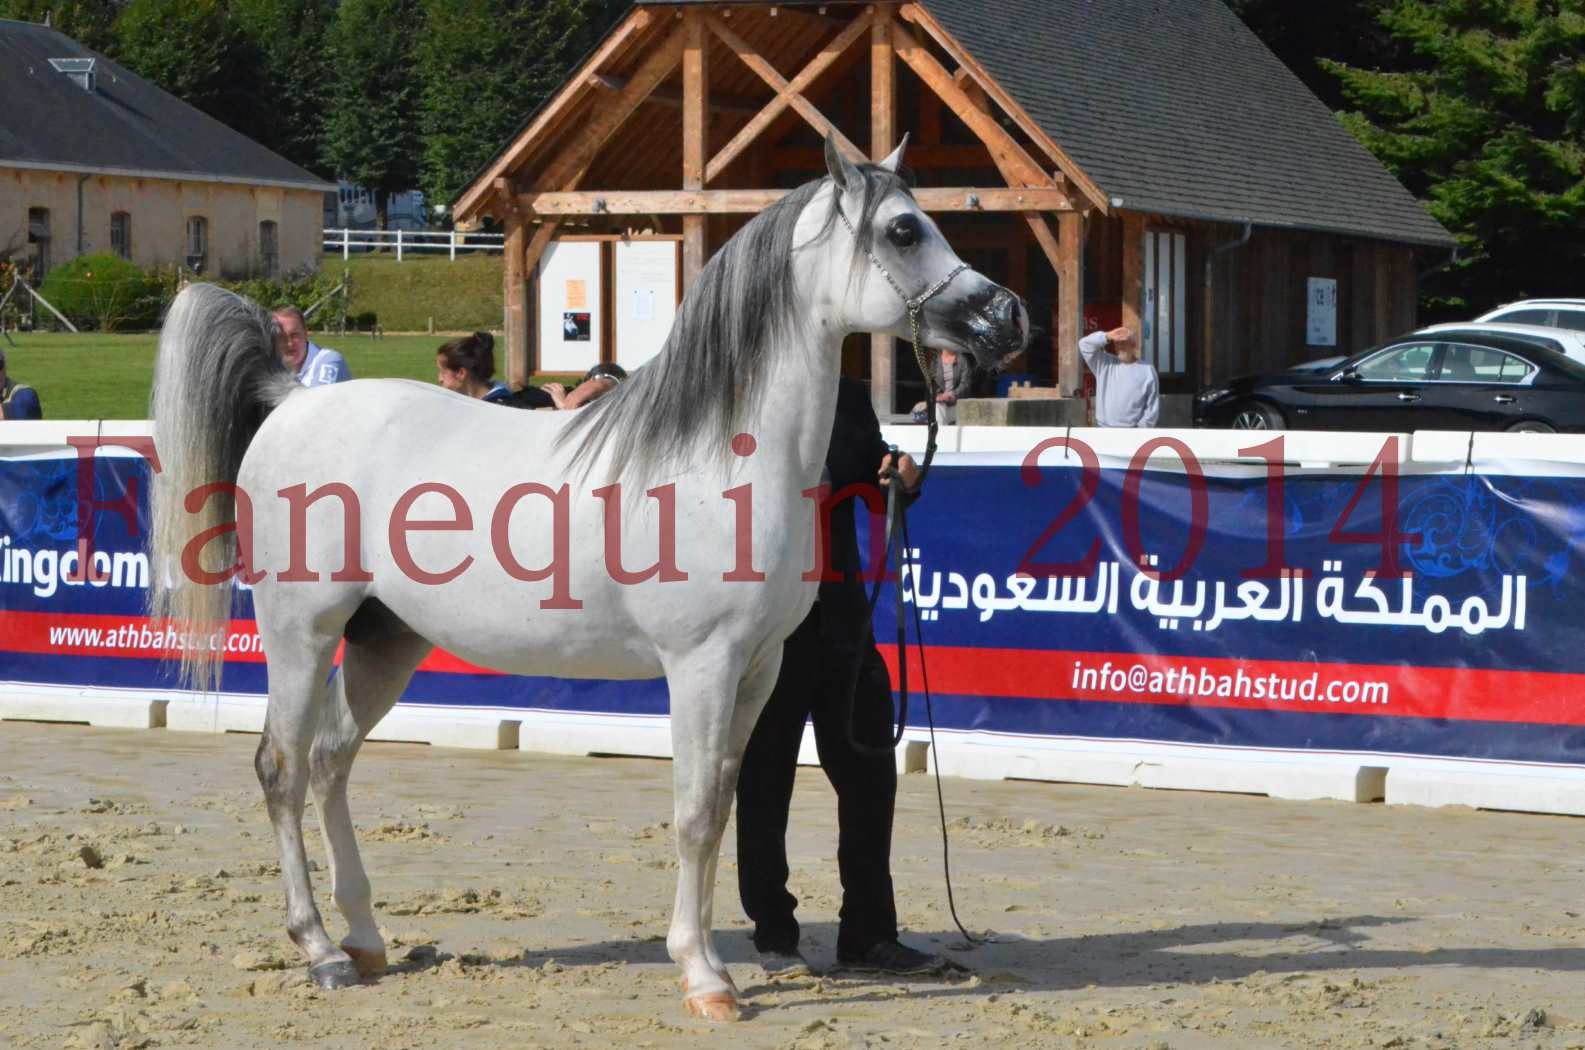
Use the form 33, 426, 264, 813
230, 0, 337, 176
0, 0, 121, 53
112, 0, 261, 131
322, 0, 425, 229
1321, 1, 1585, 316
1226, 0, 1398, 109
416, 0, 629, 209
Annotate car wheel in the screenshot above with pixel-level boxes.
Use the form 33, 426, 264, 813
1230, 403, 1284, 430
1505, 420, 1556, 434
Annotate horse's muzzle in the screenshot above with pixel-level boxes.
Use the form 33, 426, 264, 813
971, 287, 1029, 367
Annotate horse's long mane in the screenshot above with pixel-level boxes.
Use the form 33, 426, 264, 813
558, 164, 908, 480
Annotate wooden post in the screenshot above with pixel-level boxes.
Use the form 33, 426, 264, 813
1121, 212, 1144, 343
682, 10, 708, 288
503, 217, 529, 389
1057, 210, 1084, 396
870, 6, 896, 416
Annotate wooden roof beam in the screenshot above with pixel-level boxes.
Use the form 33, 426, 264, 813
589, 73, 763, 117
454, 8, 656, 222
493, 177, 522, 219
772, 143, 994, 169
898, 2, 1108, 211
705, 9, 872, 183
518, 187, 1073, 216
891, 20, 1073, 269
891, 19, 1054, 191
534, 27, 687, 193
704, 12, 866, 167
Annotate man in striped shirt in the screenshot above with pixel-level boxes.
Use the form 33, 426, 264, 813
273, 306, 350, 387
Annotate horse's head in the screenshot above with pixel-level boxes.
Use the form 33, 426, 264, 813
811, 134, 1030, 373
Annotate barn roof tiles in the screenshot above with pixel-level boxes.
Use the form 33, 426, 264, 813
0, 18, 333, 193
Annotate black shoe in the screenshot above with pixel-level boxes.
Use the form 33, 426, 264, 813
835, 939, 950, 976
756, 946, 812, 978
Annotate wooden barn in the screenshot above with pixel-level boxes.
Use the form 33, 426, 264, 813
453, 0, 1455, 422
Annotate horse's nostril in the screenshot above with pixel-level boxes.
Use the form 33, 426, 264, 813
990, 289, 1018, 326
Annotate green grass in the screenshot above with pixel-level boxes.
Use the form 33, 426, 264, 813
326, 251, 503, 332
1, 331, 546, 420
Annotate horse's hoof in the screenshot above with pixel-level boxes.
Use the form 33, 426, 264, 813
341, 944, 387, 979
309, 958, 363, 990
684, 990, 741, 1022
682, 971, 739, 996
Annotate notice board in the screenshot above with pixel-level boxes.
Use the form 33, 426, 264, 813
614, 240, 680, 369
537, 241, 602, 373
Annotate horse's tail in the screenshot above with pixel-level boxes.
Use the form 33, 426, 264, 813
148, 283, 298, 692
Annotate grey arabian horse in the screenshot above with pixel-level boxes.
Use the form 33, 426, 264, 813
146, 137, 1028, 1021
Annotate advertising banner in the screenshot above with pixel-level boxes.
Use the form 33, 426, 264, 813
2, 441, 1579, 765
878, 447, 1582, 766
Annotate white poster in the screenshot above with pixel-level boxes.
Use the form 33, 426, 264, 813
537, 241, 602, 373
1307, 277, 1338, 347
614, 240, 679, 369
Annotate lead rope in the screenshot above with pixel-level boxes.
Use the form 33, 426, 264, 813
834, 202, 985, 949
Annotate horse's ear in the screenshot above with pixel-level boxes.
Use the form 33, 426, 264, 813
878, 133, 910, 174
823, 133, 862, 194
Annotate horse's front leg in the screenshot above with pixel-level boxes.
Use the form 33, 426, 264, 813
665, 646, 778, 1022
699, 644, 784, 987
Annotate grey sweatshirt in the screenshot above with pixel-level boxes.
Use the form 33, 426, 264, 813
1079, 331, 1160, 427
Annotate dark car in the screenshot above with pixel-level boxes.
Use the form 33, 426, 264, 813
1194, 328, 1585, 433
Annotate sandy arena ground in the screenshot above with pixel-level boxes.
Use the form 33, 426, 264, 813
3, 721, 1585, 1049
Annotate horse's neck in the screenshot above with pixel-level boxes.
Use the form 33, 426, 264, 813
752, 322, 843, 489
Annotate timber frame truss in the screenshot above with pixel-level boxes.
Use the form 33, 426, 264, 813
454, 2, 1110, 403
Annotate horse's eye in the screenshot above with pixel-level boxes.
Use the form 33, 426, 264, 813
885, 215, 920, 249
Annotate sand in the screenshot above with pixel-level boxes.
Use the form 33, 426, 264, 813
2, 720, 1583, 1049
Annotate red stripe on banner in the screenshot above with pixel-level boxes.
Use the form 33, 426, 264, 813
0, 611, 502, 676
877, 645, 1585, 727
7, 610, 1585, 726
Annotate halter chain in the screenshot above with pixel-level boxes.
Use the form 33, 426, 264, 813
836, 206, 969, 404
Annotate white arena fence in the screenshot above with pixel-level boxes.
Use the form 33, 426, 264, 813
4, 421, 1585, 816
323, 228, 505, 261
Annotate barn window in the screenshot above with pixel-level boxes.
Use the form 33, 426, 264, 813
185, 215, 208, 273
110, 212, 131, 260
258, 220, 279, 277
1142, 229, 1187, 376
26, 207, 50, 277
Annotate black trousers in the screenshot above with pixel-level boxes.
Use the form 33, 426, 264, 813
735, 607, 899, 958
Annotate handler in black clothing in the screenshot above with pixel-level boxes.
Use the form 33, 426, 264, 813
736, 378, 949, 977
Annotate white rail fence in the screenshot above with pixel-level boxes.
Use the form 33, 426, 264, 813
323, 228, 505, 262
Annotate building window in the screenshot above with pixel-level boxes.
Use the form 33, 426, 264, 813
1142, 228, 1188, 376
185, 215, 208, 273
26, 207, 50, 278
258, 220, 279, 277
110, 212, 131, 260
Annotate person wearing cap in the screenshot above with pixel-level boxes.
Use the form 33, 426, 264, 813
0, 348, 41, 420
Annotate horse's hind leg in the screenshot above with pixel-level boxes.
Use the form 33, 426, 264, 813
254, 626, 356, 988
310, 604, 432, 979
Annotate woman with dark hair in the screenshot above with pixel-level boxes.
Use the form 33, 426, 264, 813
435, 331, 513, 404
